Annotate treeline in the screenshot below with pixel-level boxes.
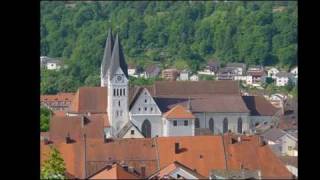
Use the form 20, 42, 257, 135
41, 1, 297, 94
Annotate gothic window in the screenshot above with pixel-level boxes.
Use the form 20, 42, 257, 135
120, 89, 122, 96
209, 118, 214, 133
144, 107, 147, 111
117, 89, 119, 96
118, 100, 121, 107
223, 118, 228, 133
238, 117, 242, 134
123, 88, 125, 96
195, 118, 200, 128
141, 119, 151, 138
114, 89, 116, 96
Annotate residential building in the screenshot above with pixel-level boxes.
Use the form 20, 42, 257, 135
267, 67, 280, 79
275, 72, 294, 86
207, 60, 220, 73
41, 92, 75, 111
290, 67, 298, 78
246, 67, 266, 86
226, 63, 246, 75
41, 56, 63, 70
190, 74, 199, 81
178, 69, 190, 81
217, 67, 237, 80
143, 64, 161, 78
128, 64, 137, 77
162, 68, 180, 81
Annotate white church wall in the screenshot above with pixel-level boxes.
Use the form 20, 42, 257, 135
122, 126, 144, 138
130, 115, 162, 137
194, 112, 250, 134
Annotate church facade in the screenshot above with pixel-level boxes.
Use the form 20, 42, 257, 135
65, 30, 279, 139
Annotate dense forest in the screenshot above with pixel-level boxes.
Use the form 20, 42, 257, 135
40, 1, 297, 94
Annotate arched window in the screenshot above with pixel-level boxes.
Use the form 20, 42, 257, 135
223, 118, 228, 133
209, 118, 214, 133
113, 89, 116, 96
117, 89, 119, 96
238, 117, 242, 134
120, 89, 122, 96
195, 118, 200, 128
123, 88, 125, 96
118, 100, 121, 107
141, 119, 151, 138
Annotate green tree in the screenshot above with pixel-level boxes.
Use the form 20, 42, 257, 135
40, 107, 52, 132
41, 147, 66, 179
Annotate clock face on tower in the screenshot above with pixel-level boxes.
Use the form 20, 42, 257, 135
116, 75, 122, 82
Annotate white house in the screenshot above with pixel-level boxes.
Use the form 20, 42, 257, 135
275, 72, 294, 86
179, 69, 190, 81
290, 67, 298, 78
267, 67, 280, 79
190, 74, 199, 81
226, 63, 246, 75
40, 56, 62, 70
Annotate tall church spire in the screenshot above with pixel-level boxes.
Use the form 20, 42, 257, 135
101, 29, 114, 79
108, 33, 128, 80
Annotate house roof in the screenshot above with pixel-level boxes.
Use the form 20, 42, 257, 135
156, 136, 226, 177
49, 113, 108, 142
223, 134, 293, 179
246, 70, 265, 76
276, 72, 293, 78
155, 95, 250, 113
164, 105, 195, 119
152, 80, 240, 97
226, 63, 246, 68
260, 128, 286, 142
145, 64, 161, 75
88, 163, 139, 179
41, 92, 75, 102
242, 96, 279, 116
69, 87, 108, 113
149, 161, 206, 179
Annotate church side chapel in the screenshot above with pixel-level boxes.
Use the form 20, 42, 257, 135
53, 29, 279, 140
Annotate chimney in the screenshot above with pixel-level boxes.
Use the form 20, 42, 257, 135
140, 166, 146, 178
175, 142, 180, 154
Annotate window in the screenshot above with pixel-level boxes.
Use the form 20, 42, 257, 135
145, 99, 147, 103
264, 121, 268, 125
177, 174, 181, 178
118, 100, 121, 107
184, 120, 188, 126
123, 89, 125, 96
151, 107, 153, 111
114, 89, 116, 96
131, 130, 134, 135
144, 107, 147, 111
138, 107, 141, 111
141, 119, 151, 138
117, 89, 119, 96
238, 117, 242, 134
209, 118, 214, 133
195, 118, 200, 128
173, 120, 177, 126
120, 89, 122, 96
223, 118, 228, 133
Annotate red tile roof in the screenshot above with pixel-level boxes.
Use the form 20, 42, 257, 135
242, 96, 280, 116
164, 105, 195, 119
89, 164, 139, 179
41, 92, 75, 102
69, 87, 108, 113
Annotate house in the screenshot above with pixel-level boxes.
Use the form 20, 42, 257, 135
275, 72, 294, 86
40, 56, 63, 70
162, 68, 180, 81
261, 128, 298, 157
269, 93, 286, 111
190, 74, 199, 81
128, 64, 137, 77
267, 67, 280, 79
217, 67, 237, 80
143, 64, 161, 78
226, 63, 246, 75
41, 92, 75, 111
246, 67, 266, 86
41, 134, 293, 179
178, 69, 190, 81
149, 161, 205, 179
207, 60, 220, 73
290, 66, 298, 78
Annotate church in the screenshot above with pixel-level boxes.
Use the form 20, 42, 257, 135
59, 30, 279, 139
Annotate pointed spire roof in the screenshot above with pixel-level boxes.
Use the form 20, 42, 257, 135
101, 29, 114, 78
108, 34, 128, 80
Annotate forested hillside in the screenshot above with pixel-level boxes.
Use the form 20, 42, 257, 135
40, 1, 297, 94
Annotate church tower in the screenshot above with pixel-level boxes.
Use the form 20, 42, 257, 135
106, 34, 129, 136
101, 29, 114, 87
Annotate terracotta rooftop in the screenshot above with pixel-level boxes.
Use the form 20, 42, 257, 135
88, 163, 139, 179
242, 96, 280, 116
164, 105, 195, 119
69, 87, 108, 113
49, 113, 108, 143
41, 92, 75, 102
